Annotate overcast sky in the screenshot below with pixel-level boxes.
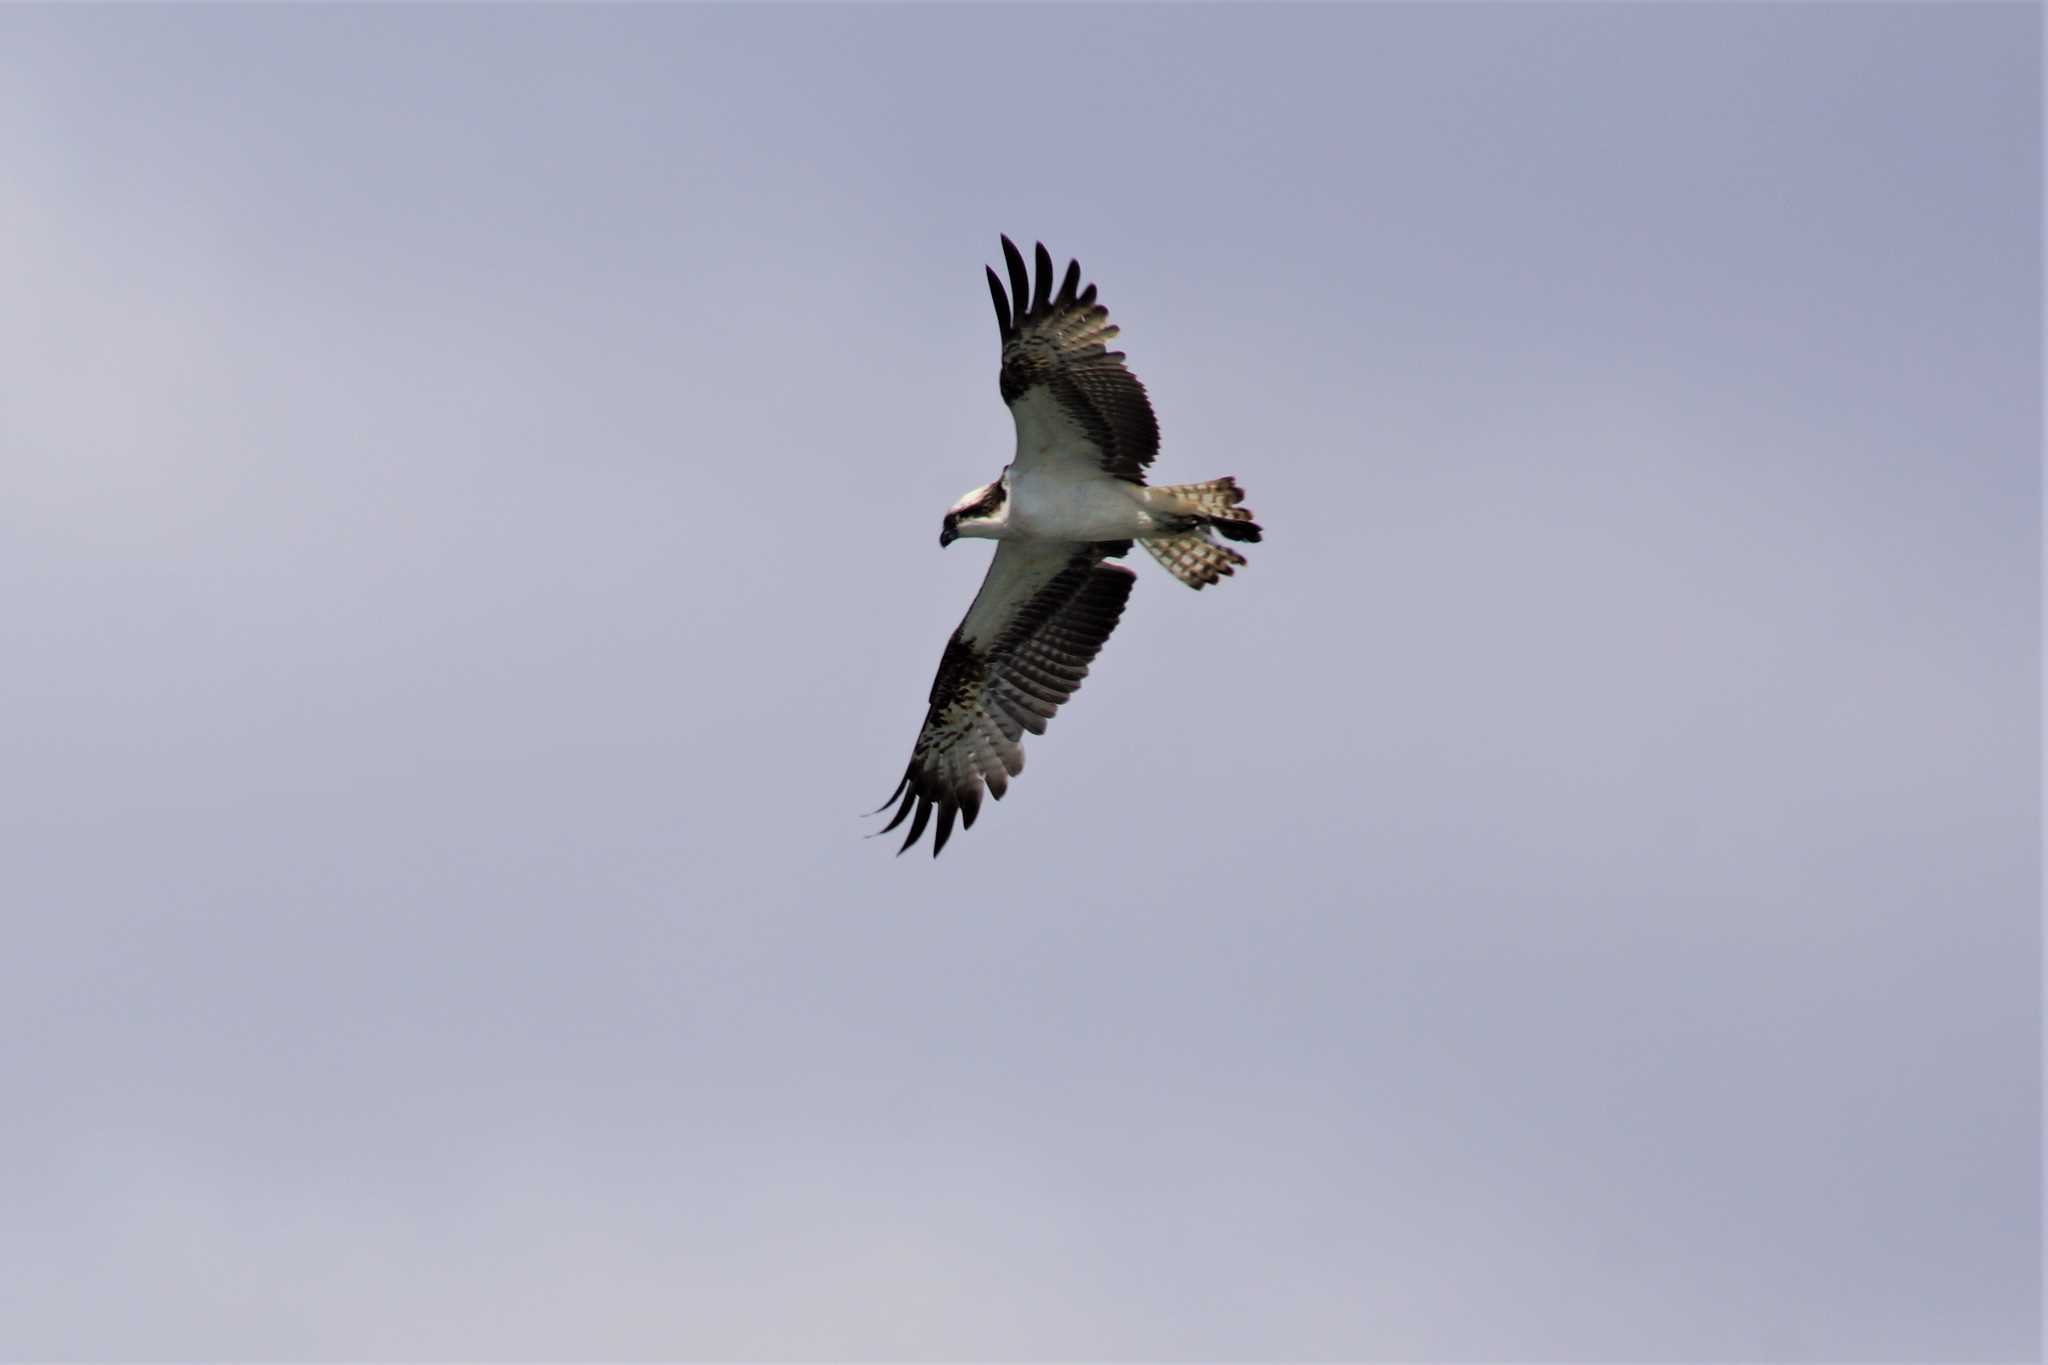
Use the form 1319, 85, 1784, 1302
1, 4, 2038, 1360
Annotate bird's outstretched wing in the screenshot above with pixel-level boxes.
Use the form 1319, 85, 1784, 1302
880, 539, 1136, 856
986, 236, 1159, 484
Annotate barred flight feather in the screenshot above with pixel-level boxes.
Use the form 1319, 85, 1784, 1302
1142, 531, 1248, 590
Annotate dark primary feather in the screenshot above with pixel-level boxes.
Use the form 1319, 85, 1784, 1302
879, 548, 1136, 856
986, 235, 1161, 483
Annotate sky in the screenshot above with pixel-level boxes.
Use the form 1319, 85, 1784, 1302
0, 4, 2038, 1359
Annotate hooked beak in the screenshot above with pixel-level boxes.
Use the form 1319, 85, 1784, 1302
939, 524, 957, 548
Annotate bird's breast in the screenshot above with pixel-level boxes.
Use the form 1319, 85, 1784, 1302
1007, 470, 1154, 542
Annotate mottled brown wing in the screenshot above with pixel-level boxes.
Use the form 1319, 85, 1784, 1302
986, 236, 1160, 484
879, 542, 1137, 856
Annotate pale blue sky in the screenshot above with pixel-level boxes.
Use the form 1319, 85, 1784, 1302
1, 4, 2038, 1358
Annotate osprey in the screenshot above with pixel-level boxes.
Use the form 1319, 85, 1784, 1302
877, 237, 1263, 856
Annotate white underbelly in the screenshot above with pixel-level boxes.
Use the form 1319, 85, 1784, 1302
1007, 470, 1154, 542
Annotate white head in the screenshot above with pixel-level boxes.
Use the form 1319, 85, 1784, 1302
939, 475, 1009, 547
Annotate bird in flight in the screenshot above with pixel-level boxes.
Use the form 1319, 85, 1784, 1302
876, 237, 1263, 856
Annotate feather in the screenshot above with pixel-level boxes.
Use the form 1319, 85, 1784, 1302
985, 266, 1011, 338
1056, 258, 1081, 308
1001, 236, 1030, 329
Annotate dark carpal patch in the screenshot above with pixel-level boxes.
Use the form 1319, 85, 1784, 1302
926, 631, 985, 709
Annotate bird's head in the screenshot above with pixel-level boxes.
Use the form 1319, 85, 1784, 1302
940, 478, 1007, 548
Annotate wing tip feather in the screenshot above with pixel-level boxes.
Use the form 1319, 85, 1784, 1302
1001, 236, 1030, 326
1031, 241, 1054, 312
897, 794, 934, 855
1056, 258, 1081, 307
986, 265, 1012, 338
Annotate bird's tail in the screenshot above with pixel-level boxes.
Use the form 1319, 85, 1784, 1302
1144, 478, 1263, 587
1141, 529, 1246, 590
1154, 477, 1263, 544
